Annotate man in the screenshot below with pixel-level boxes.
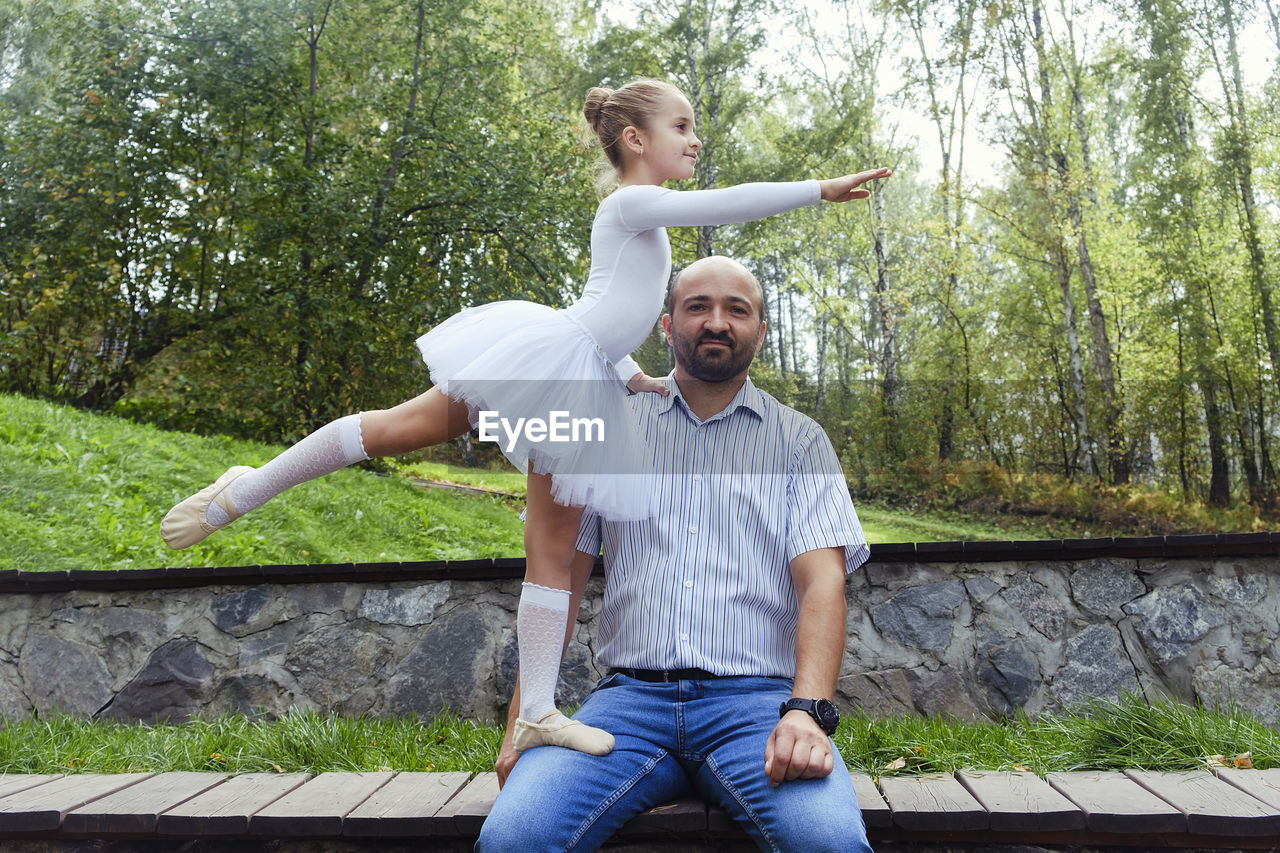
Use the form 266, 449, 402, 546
477, 255, 872, 853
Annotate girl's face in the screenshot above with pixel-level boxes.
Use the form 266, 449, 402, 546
639, 93, 701, 182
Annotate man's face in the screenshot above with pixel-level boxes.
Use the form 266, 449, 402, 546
663, 264, 765, 383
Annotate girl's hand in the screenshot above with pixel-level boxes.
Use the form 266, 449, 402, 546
627, 372, 670, 396
819, 168, 893, 203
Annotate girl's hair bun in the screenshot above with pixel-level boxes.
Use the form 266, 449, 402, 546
583, 86, 613, 133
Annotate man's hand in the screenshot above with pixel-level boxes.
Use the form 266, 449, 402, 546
763, 709, 835, 787
819, 168, 893, 203
627, 372, 670, 395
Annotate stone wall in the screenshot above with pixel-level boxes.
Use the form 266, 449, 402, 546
2, 542, 1278, 724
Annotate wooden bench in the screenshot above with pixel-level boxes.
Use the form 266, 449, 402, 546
2, 767, 1280, 850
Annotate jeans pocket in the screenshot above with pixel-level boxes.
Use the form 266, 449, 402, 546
591, 671, 623, 693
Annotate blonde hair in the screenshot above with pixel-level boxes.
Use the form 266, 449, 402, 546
583, 79, 687, 176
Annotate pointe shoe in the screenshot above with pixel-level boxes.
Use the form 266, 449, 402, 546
511, 711, 615, 756
161, 466, 254, 550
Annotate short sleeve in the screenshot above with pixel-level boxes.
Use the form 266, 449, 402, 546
785, 425, 869, 574
575, 508, 603, 557
615, 354, 642, 384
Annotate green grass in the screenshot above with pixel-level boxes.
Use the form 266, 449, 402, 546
1, 393, 525, 571
1, 392, 1077, 573
3, 696, 1275, 776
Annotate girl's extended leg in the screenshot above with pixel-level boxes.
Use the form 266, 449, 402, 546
510, 471, 614, 756
162, 387, 472, 549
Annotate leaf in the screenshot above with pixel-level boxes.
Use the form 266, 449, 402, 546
1205, 754, 1230, 767
883, 757, 907, 771
1233, 752, 1253, 769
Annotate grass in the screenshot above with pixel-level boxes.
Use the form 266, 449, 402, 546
2, 391, 1098, 573
3, 696, 1275, 776
1, 393, 525, 571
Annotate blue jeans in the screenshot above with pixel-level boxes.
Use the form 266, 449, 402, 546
476, 673, 871, 853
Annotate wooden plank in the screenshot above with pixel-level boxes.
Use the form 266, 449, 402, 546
1046, 770, 1186, 833
250, 771, 393, 836
156, 772, 311, 835
0, 775, 62, 800
1125, 769, 1280, 836
1217, 768, 1280, 811
436, 772, 500, 835
343, 771, 471, 838
956, 770, 1085, 832
62, 772, 227, 834
617, 796, 707, 835
877, 773, 987, 831
0, 773, 152, 832
851, 772, 892, 829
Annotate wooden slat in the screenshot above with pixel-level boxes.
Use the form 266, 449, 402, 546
0, 773, 152, 832
956, 770, 1085, 832
435, 772, 500, 835
343, 771, 470, 837
62, 772, 227, 834
156, 772, 311, 835
617, 796, 707, 835
878, 773, 987, 831
1046, 770, 1186, 833
0, 775, 62, 800
1125, 769, 1280, 836
1217, 768, 1280, 811
250, 771, 393, 836
850, 772, 892, 829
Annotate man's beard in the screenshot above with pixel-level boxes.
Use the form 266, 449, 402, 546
671, 327, 760, 382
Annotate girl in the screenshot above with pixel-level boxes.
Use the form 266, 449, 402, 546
162, 79, 890, 756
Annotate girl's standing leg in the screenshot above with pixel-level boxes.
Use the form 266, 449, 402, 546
162, 387, 472, 549
510, 470, 614, 755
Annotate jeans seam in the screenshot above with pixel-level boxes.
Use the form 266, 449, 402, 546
565, 749, 667, 852
704, 752, 778, 853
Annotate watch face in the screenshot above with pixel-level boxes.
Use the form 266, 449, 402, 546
815, 699, 840, 733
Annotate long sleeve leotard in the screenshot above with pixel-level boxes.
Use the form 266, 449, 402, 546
562, 180, 821, 380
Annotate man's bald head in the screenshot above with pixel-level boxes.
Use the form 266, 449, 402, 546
667, 256, 766, 323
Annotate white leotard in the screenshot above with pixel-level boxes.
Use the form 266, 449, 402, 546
562, 180, 821, 379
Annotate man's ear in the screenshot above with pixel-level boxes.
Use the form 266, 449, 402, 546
661, 313, 674, 344
754, 322, 767, 354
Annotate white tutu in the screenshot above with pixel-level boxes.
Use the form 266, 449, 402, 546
416, 301, 655, 521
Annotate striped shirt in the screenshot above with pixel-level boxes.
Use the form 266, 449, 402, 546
575, 375, 869, 677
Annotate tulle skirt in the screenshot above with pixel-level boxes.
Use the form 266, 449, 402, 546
416, 301, 654, 521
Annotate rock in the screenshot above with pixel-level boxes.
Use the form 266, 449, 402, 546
1051, 624, 1140, 709
385, 605, 499, 721
869, 581, 967, 652
1123, 582, 1227, 663
979, 640, 1041, 714
20, 633, 114, 717
1001, 571, 1071, 640
1070, 560, 1146, 617
359, 584, 451, 627
100, 638, 216, 723
210, 588, 273, 635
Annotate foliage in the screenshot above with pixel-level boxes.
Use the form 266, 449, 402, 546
2, 0, 1278, 514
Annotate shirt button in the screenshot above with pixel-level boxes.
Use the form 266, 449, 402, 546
684, 580, 694, 588
688, 525, 698, 533
680, 633, 689, 642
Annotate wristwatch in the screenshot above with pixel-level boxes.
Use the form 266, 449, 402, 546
779, 697, 840, 736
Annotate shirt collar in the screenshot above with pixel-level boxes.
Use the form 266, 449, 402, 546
661, 372, 766, 424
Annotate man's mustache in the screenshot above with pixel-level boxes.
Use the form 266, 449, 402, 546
698, 332, 734, 347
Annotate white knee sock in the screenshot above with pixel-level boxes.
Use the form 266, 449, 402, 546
517, 582, 571, 722
206, 414, 369, 526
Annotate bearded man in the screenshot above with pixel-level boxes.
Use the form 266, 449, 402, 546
477, 255, 873, 853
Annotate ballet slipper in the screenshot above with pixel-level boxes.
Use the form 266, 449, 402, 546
161, 466, 254, 550
511, 711, 615, 756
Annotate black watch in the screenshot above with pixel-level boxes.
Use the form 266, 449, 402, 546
779, 697, 840, 736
